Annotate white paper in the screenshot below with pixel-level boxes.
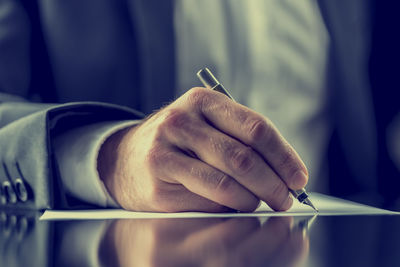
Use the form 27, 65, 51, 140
40, 193, 399, 221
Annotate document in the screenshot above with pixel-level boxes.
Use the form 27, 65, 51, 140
40, 193, 399, 221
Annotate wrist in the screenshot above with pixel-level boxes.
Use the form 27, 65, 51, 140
97, 125, 137, 203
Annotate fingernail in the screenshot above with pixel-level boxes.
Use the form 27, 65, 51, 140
281, 195, 293, 210
291, 170, 308, 189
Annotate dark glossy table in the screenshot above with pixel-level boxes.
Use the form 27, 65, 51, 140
1, 208, 400, 267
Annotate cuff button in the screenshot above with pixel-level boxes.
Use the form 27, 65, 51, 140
2, 181, 17, 204
0, 186, 6, 205
15, 178, 28, 202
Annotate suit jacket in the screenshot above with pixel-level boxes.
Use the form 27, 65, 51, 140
0, 0, 398, 210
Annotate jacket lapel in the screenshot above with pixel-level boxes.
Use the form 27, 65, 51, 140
317, 0, 377, 191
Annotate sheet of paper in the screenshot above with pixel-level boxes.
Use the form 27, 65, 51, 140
40, 193, 399, 221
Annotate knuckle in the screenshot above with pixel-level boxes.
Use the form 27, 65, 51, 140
277, 148, 298, 173
186, 87, 213, 109
229, 146, 256, 175
246, 118, 271, 144
214, 173, 236, 194
160, 107, 206, 142
144, 145, 167, 170
161, 108, 191, 131
269, 181, 288, 202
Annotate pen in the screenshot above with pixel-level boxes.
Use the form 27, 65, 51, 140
197, 67, 318, 212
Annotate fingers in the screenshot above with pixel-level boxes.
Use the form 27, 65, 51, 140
151, 184, 234, 212
150, 147, 259, 211
182, 87, 308, 190
164, 115, 292, 211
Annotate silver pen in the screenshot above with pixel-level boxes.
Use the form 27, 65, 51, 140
197, 67, 318, 212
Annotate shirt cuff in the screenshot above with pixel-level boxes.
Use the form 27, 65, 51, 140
54, 120, 141, 207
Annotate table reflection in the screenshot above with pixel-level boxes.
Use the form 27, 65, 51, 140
2, 211, 400, 267
99, 217, 309, 267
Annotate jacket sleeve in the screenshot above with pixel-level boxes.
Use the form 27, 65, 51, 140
0, 99, 144, 210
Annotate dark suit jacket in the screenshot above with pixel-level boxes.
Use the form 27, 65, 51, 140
0, 0, 398, 210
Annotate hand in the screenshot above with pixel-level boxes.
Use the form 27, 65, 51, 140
100, 217, 309, 267
98, 87, 308, 212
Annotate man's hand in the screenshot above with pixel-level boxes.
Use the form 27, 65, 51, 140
98, 87, 308, 212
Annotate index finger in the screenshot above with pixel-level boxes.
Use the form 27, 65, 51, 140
184, 87, 308, 190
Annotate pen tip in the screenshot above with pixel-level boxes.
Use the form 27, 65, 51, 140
303, 198, 319, 212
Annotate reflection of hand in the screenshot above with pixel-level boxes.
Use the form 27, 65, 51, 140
98, 88, 308, 212
101, 217, 309, 267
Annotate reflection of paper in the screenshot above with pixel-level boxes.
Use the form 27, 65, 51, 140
40, 193, 399, 221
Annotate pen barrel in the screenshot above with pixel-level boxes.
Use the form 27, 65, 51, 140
197, 68, 235, 100
211, 84, 235, 100
197, 68, 220, 88
289, 189, 309, 203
